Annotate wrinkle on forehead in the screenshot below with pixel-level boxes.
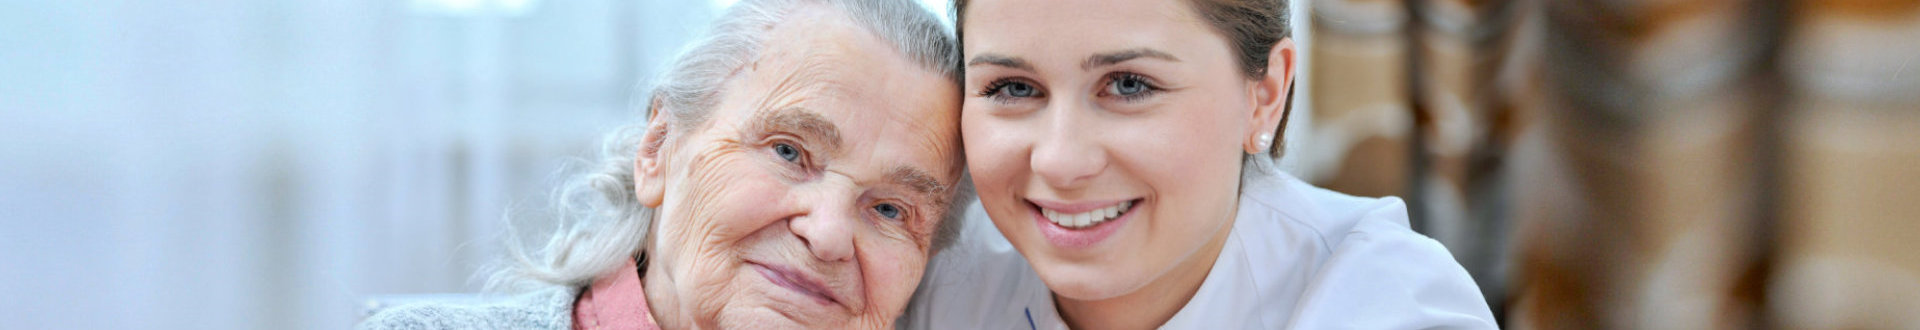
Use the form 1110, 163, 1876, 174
889, 165, 949, 203
747, 51, 853, 126
738, 1, 965, 193
734, 5, 866, 130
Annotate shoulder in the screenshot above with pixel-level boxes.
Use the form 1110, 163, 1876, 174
358, 286, 579, 330
1285, 219, 1498, 328
1260, 173, 1462, 289
1243, 173, 1495, 328
1238, 172, 1411, 252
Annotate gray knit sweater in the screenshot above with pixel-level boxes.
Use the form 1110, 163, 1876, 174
358, 285, 580, 330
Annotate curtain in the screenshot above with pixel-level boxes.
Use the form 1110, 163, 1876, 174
0, 0, 717, 328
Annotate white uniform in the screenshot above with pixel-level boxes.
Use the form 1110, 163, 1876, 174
901, 172, 1498, 329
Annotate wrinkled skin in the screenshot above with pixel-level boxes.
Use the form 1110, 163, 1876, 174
631, 5, 964, 329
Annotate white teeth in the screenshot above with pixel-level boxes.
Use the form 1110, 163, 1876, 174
1040, 201, 1135, 229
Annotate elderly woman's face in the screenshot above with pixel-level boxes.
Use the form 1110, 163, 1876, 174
633, 5, 962, 330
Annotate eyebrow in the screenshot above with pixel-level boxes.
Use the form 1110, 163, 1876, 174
887, 165, 949, 206
966, 53, 1034, 72
966, 48, 1181, 73
749, 107, 843, 153
1082, 48, 1180, 70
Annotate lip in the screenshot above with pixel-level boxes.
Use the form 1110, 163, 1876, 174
1027, 198, 1134, 214
749, 261, 842, 306
1027, 198, 1140, 249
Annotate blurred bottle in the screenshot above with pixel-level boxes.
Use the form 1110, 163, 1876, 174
1510, 0, 1776, 328
1303, 0, 1415, 198
1770, 0, 1920, 328
1407, 0, 1529, 305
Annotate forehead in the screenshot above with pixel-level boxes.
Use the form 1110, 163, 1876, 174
962, 0, 1222, 68
725, 5, 964, 179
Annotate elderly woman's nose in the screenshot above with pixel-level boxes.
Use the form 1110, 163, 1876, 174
1030, 104, 1108, 189
789, 196, 859, 262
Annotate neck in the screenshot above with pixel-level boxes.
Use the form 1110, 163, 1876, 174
640, 255, 688, 329
1054, 201, 1238, 330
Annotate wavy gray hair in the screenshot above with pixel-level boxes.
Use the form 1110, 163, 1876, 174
494, 0, 967, 290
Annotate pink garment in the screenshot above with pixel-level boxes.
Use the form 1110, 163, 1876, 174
572, 259, 661, 330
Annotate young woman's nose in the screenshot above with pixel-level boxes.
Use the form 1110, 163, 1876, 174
1029, 101, 1108, 189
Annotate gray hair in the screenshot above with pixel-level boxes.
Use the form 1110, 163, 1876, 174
492, 0, 968, 290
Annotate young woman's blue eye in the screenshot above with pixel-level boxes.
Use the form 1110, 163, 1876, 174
1004, 82, 1038, 97
772, 143, 801, 163
1111, 76, 1148, 95
1105, 73, 1159, 100
981, 79, 1044, 100
873, 203, 903, 220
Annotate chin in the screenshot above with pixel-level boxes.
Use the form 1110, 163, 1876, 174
1032, 259, 1149, 301
716, 307, 812, 329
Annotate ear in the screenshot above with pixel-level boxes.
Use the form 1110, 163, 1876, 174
1245, 37, 1298, 154
633, 98, 671, 208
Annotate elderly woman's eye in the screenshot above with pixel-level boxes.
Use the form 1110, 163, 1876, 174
772, 143, 802, 163
873, 203, 903, 220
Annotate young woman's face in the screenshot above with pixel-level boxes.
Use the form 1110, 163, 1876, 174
961, 0, 1262, 300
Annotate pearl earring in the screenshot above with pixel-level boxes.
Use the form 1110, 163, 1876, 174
1255, 133, 1274, 151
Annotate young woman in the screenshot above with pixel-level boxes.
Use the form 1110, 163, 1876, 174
903, 0, 1497, 328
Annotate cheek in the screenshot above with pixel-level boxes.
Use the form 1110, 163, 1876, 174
684, 139, 809, 226
959, 105, 1024, 197
858, 240, 928, 314
1125, 93, 1248, 176
1124, 94, 1248, 238
1160, 91, 1248, 147
961, 107, 1040, 239
657, 146, 795, 310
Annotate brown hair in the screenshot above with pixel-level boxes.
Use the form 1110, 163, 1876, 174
951, 0, 1296, 159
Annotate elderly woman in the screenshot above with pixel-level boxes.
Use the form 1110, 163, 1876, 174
360, 0, 969, 329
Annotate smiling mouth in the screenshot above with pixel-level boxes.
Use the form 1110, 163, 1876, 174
750, 262, 841, 306
1034, 199, 1139, 229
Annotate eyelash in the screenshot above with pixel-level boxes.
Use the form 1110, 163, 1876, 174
976, 73, 1162, 104
1100, 72, 1162, 102
978, 78, 1043, 103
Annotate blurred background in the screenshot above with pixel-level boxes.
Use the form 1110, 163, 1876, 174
0, 0, 1915, 329
1302, 0, 1920, 328
1, 0, 736, 328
